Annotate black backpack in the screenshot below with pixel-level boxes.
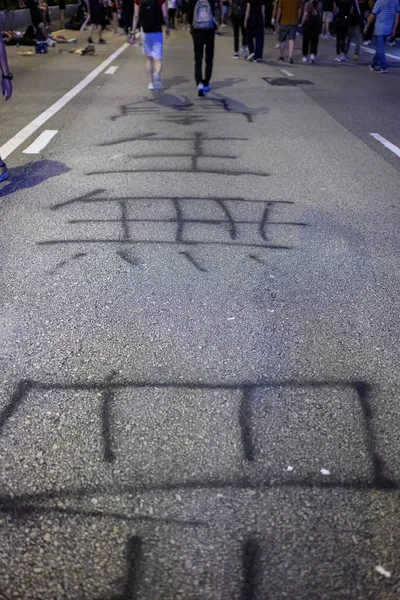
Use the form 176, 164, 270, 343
140, 0, 164, 32
231, 0, 246, 18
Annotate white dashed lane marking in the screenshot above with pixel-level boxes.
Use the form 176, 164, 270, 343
23, 130, 58, 154
370, 133, 400, 158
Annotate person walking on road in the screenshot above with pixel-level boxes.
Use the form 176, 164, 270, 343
245, 0, 265, 61
364, 0, 400, 72
322, 0, 334, 35
345, 0, 368, 60
188, 0, 217, 96
168, 0, 178, 27
0, 35, 13, 182
131, 0, 170, 90
333, 0, 352, 60
277, 0, 302, 62
231, 0, 248, 58
87, 0, 107, 43
301, 0, 323, 62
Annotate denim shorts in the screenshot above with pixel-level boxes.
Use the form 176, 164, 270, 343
279, 24, 297, 42
143, 32, 163, 59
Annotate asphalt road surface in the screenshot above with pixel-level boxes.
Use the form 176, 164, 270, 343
0, 26, 400, 600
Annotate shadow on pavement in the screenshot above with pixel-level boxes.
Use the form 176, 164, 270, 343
0, 160, 70, 198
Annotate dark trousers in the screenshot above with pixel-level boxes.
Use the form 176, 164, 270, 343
336, 23, 349, 54
192, 28, 215, 86
247, 24, 264, 59
168, 8, 176, 28
232, 15, 247, 52
302, 23, 320, 55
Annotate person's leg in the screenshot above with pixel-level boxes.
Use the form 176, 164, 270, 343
345, 25, 353, 55
279, 26, 285, 57
233, 16, 240, 53
98, 24, 105, 42
60, 8, 65, 27
336, 25, 341, 55
204, 29, 215, 85
310, 25, 319, 55
340, 26, 348, 54
376, 34, 388, 69
0, 155, 8, 182
146, 56, 154, 83
288, 39, 295, 59
192, 30, 204, 85
255, 24, 264, 59
153, 57, 162, 75
247, 26, 255, 55
355, 25, 362, 54
302, 26, 309, 56
241, 17, 247, 47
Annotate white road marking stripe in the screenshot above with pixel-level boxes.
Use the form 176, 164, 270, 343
0, 43, 129, 160
280, 69, 294, 77
105, 65, 119, 74
23, 130, 58, 154
370, 133, 400, 158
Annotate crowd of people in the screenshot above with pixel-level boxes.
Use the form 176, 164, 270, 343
128, 0, 399, 95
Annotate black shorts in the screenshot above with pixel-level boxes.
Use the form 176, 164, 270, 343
91, 8, 106, 25
30, 6, 44, 27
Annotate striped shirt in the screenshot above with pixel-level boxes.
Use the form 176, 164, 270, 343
372, 0, 400, 35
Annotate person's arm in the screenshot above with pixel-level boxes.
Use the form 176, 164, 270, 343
187, 0, 194, 25
262, 2, 265, 24
392, 7, 399, 36
244, 2, 250, 27
364, 9, 375, 31
276, 0, 282, 22
131, 2, 140, 37
0, 36, 12, 102
161, 0, 170, 34
301, 2, 308, 24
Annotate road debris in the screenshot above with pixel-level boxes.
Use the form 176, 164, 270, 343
375, 565, 391, 578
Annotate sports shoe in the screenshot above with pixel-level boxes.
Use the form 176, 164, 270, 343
203, 84, 211, 92
289, 57, 294, 64
233, 52, 239, 59
278, 55, 284, 61
363, 40, 371, 45
153, 72, 163, 91
99, 38, 106, 44
387, 40, 396, 46
302, 56, 308, 62
148, 82, 155, 90
378, 68, 388, 73
0, 161, 8, 183
368, 64, 376, 71
310, 53, 315, 63
198, 82, 204, 97
275, 42, 280, 48
247, 52, 255, 61
87, 36, 93, 43
352, 52, 359, 60
240, 45, 247, 57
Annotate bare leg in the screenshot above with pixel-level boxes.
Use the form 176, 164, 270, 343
39, 22, 47, 39
153, 58, 162, 76
146, 56, 154, 84
288, 39, 295, 59
280, 41, 285, 57
113, 12, 119, 33
60, 8, 65, 27
98, 25, 104, 41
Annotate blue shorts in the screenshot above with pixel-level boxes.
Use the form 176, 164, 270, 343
143, 32, 163, 59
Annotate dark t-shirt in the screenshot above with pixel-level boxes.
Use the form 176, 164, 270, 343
134, 0, 165, 32
323, 0, 333, 10
248, 0, 265, 12
335, 0, 352, 22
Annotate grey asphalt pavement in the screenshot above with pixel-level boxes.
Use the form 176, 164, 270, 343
0, 26, 400, 600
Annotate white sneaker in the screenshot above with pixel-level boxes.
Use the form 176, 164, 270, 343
46, 37, 56, 47
302, 56, 308, 62
240, 45, 247, 57
148, 82, 155, 90
247, 52, 255, 61
310, 53, 315, 63
363, 40, 371, 45
198, 82, 204, 97
274, 42, 280, 48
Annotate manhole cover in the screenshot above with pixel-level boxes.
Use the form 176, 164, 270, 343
263, 77, 314, 86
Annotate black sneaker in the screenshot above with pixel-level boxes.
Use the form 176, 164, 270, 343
289, 57, 294, 64
198, 83, 204, 97
87, 36, 93, 43
99, 38, 106, 44
278, 56, 284, 61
